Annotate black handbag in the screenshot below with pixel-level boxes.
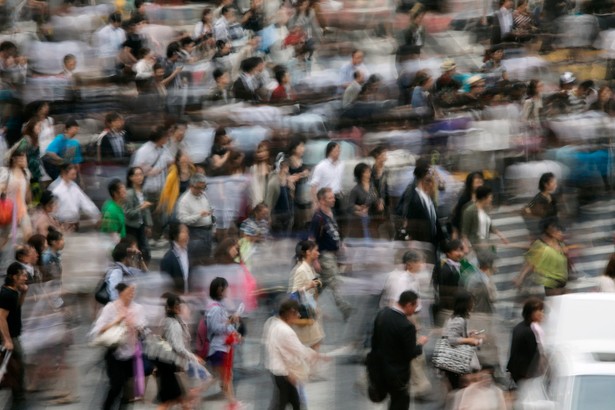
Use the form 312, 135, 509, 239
289, 291, 316, 320
94, 278, 110, 305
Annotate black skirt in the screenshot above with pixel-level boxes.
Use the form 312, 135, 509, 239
156, 361, 184, 403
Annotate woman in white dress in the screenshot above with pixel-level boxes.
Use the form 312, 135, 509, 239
288, 240, 324, 350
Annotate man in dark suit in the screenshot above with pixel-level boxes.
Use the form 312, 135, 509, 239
232, 57, 259, 102
96, 112, 130, 164
368, 290, 428, 409
160, 223, 190, 294
400, 163, 445, 255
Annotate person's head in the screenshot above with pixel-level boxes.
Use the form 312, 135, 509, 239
105, 112, 123, 131
370, 145, 387, 165
409, 2, 426, 22
165, 293, 182, 317
108, 178, 127, 202
516, 0, 528, 11
213, 127, 231, 147
39, 190, 57, 213
353, 70, 365, 84
402, 249, 424, 273
16, 244, 37, 265
213, 68, 230, 87
452, 289, 473, 318
251, 202, 269, 221
137, 47, 154, 62
325, 141, 340, 161
287, 138, 306, 157
414, 69, 432, 88
209, 276, 229, 301
317, 187, 335, 209
488, 46, 504, 63
542, 219, 564, 241
180, 36, 195, 53
150, 126, 169, 147
441, 59, 456, 74
5, 262, 27, 287
112, 242, 131, 263
351, 49, 364, 66
63, 54, 77, 72
397, 290, 419, 316
598, 85, 613, 103
46, 228, 64, 251
166, 41, 181, 60
8, 149, 27, 170
109, 11, 122, 28
189, 173, 207, 196
522, 297, 545, 324
221, 5, 234, 20
116, 283, 136, 304
201, 7, 213, 22
538, 172, 557, 193
295, 240, 318, 262
476, 250, 496, 274
175, 149, 192, 170
468, 75, 486, 95
254, 140, 271, 163
604, 253, 615, 279
64, 118, 79, 138
214, 237, 239, 263
577, 79, 595, 97
169, 222, 189, 247
0, 41, 17, 59
274, 65, 289, 85
60, 163, 78, 181
22, 120, 41, 145
527, 79, 543, 98
216, 39, 232, 55
463, 171, 484, 196
126, 166, 144, 189
500, 0, 513, 9
27, 234, 47, 264
443, 239, 464, 262
278, 298, 301, 322
353, 162, 371, 183
475, 185, 493, 207
414, 163, 435, 195
559, 72, 576, 90
134, 0, 146, 12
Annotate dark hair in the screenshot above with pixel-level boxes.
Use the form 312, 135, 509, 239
126, 166, 143, 188
541, 218, 563, 235
216, 39, 228, 50
452, 289, 473, 318
522, 297, 544, 324
65, 118, 79, 130
112, 242, 130, 262
5, 262, 26, 286
213, 127, 227, 145
325, 141, 339, 158
402, 249, 422, 264
60, 163, 77, 175
414, 69, 431, 87
475, 185, 492, 201
353, 162, 370, 183
527, 79, 540, 98
295, 240, 317, 261
105, 112, 122, 126
27, 235, 46, 265
22, 120, 40, 147
108, 178, 124, 198
538, 172, 555, 192
605, 253, 615, 279
153, 63, 163, 72
250, 202, 269, 218
166, 41, 181, 58
63, 53, 76, 64
180, 36, 195, 48
109, 11, 122, 23
578, 79, 595, 91
46, 228, 63, 246
274, 65, 287, 84
0, 41, 17, 53
221, 5, 231, 15
353, 70, 362, 80
279, 298, 300, 317
398, 290, 418, 306
287, 138, 306, 156
15, 245, 31, 262
39, 190, 56, 208
165, 293, 182, 317
149, 126, 167, 143
213, 68, 226, 81
443, 239, 463, 254
369, 145, 386, 159
168, 222, 186, 243
201, 7, 212, 20
209, 277, 229, 301
214, 237, 239, 264
137, 47, 151, 60
413, 163, 431, 181
351, 49, 362, 57
116, 282, 130, 294
462, 171, 484, 197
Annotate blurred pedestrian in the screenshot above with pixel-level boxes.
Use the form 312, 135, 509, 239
176, 174, 214, 264
287, 139, 311, 231
521, 79, 544, 126
42, 118, 82, 181
51, 164, 100, 232
442, 290, 483, 390
124, 166, 153, 263
522, 172, 558, 238
368, 290, 428, 409
455, 364, 507, 409
342, 70, 364, 109
339, 49, 369, 90
309, 187, 352, 321
31, 190, 62, 236
507, 297, 545, 384
248, 140, 273, 208
435, 239, 465, 322
160, 223, 191, 294
96, 112, 129, 164
266, 157, 294, 235
450, 171, 484, 239
90, 283, 147, 410
158, 150, 195, 224
0, 262, 29, 410
100, 178, 128, 241
0, 149, 32, 240
106, 242, 141, 302
346, 162, 383, 239
309, 142, 344, 215
288, 240, 324, 350
466, 251, 497, 314
461, 185, 508, 252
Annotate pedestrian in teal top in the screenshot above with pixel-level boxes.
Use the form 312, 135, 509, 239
101, 178, 127, 238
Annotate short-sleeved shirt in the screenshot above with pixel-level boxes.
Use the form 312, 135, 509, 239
46, 134, 83, 164
0, 286, 21, 337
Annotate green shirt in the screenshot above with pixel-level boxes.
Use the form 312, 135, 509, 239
100, 199, 126, 238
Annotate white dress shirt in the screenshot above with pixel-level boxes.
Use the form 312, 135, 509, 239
176, 190, 213, 227
52, 179, 101, 223
499, 7, 513, 36
213, 16, 230, 41
95, 24, 127, 58
380, 268, 422, 311
131, 141, 172, 195
310, 157, 344, 195
264, 316, 318, 381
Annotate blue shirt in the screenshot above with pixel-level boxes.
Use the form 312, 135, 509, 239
46, 134, 83, 164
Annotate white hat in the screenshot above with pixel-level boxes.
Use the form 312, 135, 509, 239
560, 72, 576, 84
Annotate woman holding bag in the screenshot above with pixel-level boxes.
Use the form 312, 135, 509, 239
156, 293, 209, 410
90, 283, 147, 410
288, 240, 324, 350
442, 290, 483, 390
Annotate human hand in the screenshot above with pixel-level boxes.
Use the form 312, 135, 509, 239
417, 335, 428, 345
200, 210, 211, 217
17, 283, 28, 293
2, 338, 13, 351
513, 276, 523, 289
140, 201, 153, 209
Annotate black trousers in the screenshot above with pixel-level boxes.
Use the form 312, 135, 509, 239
384, 370, 410, 410
126, 224, 151, 263
103, 350, 133, 410
269, 374, 300, 410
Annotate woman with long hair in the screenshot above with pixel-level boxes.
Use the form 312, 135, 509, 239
450, 171, 484, 239
442, 290, 483, 390
523, 172, 558, 238
522, 79, 544, 126
0, 149, 32, 240
346, 162, 382, 239
158, 150, 195, 223
288, 240, 324, 350
287, 138, 310, 231
124, 166, 153, 263
249, 140, 273, 208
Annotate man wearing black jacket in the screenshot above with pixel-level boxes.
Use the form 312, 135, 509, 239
368, 290, 428, 409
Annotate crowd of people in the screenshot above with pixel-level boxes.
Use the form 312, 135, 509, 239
1, 0, 615, 409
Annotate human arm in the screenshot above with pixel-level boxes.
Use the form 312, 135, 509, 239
514, 261, 534, 289
160, 66, 183, 87
176, 195, 204, 225
106, 268, 122, 302
77, 187, 101, 222
0, 308, 13, 350
444, 317, 480, 346
165, 318, 200, 362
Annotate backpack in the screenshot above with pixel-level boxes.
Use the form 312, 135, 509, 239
195, 314, 209, 360
94, 264, 129, 305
